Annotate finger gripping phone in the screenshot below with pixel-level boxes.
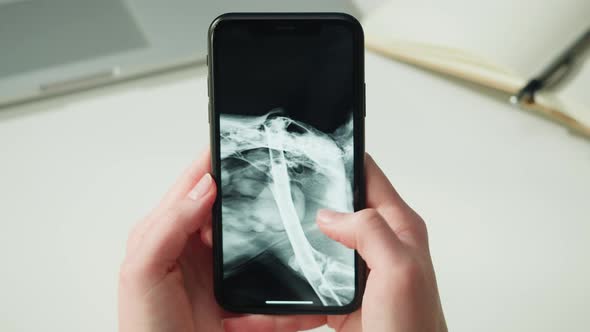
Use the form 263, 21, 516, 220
209, 13, 366, 314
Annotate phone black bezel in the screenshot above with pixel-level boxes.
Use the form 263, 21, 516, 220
208, 12, 366, 315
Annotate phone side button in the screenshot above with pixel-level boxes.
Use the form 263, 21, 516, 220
363, 82, 366, 117
208, 100, 211, 123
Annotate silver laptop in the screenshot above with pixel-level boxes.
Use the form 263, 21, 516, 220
0, 0, 358, 108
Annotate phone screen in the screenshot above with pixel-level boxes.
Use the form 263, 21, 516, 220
210, 15, 364, 311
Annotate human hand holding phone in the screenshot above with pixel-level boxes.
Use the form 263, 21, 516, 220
118, 151, 447, 332
118, 151, 228, 332
118, 150, 332, 331
223, 154, 448, 332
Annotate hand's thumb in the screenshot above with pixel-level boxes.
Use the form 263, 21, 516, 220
316, 209, 403, 270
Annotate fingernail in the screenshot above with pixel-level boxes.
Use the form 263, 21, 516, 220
188, 173, 212, 200
317, 209, 343, 223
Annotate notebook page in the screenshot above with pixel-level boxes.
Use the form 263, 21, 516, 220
366, 39, 525, 92
543, 54, 590, 125
364, 0, 590, 78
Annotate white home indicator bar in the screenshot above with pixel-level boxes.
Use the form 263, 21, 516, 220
266, 300, 314, 305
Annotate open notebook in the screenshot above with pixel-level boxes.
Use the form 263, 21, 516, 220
363, 0, 590, 138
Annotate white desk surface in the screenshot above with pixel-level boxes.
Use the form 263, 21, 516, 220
1, 52, 588, 332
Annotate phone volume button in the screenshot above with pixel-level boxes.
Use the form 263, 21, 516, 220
363, 83, 366, 117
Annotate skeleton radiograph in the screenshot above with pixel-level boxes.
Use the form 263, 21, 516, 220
220, 109, 355, 306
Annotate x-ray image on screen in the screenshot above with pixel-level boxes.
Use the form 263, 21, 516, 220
220, 109, 354, 306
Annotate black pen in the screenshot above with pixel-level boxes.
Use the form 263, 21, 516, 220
510, 28, 590, 105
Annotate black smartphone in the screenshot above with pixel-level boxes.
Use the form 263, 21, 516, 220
208, 13, 366, 314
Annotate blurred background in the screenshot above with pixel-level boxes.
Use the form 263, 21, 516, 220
0, 0, 588, 331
